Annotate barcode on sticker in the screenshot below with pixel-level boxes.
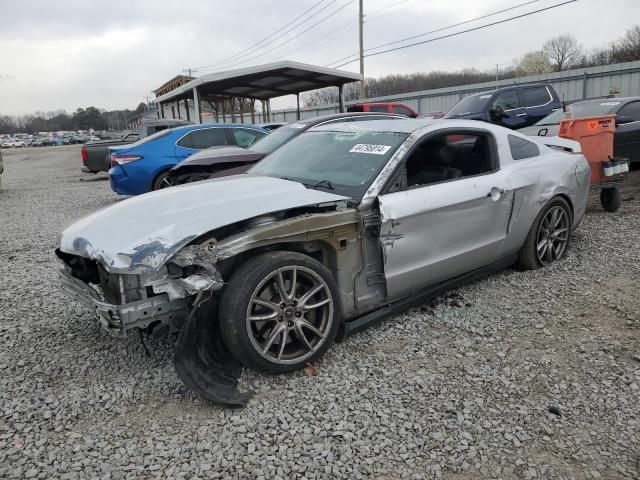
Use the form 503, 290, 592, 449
349, 144, 392, 155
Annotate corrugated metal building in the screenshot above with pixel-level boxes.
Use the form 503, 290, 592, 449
269, 60, 640, 122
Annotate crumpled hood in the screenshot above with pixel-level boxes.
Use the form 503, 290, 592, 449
58, 175, 348, 274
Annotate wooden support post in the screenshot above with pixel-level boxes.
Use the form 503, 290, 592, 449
250, 99, 255, 124
184, 99, 190, 121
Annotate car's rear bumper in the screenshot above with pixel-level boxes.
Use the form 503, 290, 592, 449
59, 268, 190, 337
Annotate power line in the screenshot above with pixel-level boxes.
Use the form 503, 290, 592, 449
278, 20, 357, 61
366, 0, 426, 22
212, 0, 356, 71
366, 0, 410, 17
331, 0, 578, 68
193, 0, 334, 70
326, 0, 545, 68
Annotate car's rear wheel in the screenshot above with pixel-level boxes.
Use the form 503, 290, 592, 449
518, 197, 572, 270
219, 251, 341, 374
152, 171, 172, 190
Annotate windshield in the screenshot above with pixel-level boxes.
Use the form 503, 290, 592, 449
446, 93, 492, 117
128, 128, 172, 147
249, 130, 408, 198
535, 101, 620, 125
248, 123, 308, 154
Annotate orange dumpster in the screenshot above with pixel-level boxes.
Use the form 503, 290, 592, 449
558, 115, 615, 184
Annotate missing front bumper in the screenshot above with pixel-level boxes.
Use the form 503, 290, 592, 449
59, 268, 190, 336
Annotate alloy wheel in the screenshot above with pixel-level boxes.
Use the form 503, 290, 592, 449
536, 206, 569, 266
245, 266, 333, 365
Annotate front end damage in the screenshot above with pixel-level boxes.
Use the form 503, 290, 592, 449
56, 241, 255, 405
56, 195, 360, 407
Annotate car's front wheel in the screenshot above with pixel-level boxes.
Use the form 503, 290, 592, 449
518, 197, 572, 270
219, 251, 341, 373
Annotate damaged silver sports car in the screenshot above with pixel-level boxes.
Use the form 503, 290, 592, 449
56, 119, 591, 405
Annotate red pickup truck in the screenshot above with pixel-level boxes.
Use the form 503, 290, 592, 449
347, 102, 419, 118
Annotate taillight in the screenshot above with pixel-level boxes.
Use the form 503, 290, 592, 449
81, 145, 88, 163
111, 155, 143, 167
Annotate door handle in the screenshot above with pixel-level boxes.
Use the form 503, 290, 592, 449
516, 113, 528, 117
488, 187, 508, 200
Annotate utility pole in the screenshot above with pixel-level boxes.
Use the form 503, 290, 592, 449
358, 0, 365, 99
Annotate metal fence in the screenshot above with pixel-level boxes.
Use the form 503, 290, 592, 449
266, 60, 640, 122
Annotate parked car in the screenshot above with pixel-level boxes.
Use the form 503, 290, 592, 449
81, 119, 191, 174
1, 139, 24, 148
57, 118, 590, 405
166, 112, 407, 186
444, 83, 562, 129
518, 97, 640, 166
108, 123, 268, 194
347, 102, 419, 118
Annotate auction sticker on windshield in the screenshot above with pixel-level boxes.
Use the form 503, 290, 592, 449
349, 144, 392, 155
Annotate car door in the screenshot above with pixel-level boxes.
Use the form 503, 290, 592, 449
614, 101, 640, 163
520, 86, 558, 126
175, 127, 228, 161
491, 89, 528, 129
377, 130, 514, 299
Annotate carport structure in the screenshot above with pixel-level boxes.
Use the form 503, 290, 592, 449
153, 61, 362, 124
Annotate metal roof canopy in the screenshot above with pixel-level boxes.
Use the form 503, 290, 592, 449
154, 61, 362, 123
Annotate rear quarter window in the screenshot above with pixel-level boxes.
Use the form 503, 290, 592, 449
521, 87, 552, 107
508, 134, 540, 160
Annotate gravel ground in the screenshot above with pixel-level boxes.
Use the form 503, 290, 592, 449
1, 145, 639, 480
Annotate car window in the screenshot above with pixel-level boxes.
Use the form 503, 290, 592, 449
617, 101, 640, 121
248, 124, 307, 154
250, 130, 408, 198
232, 128, 266, 148
178, 128, 227, 149
508, 135, 540, 160
401, 132, 496, 190
129, 129, 171, 147
446, 93, 492, 117
368, 105, 389, 113
521, 87, 552, 107
392, 105, 415, 117
346, 105, 364, 112
492, 90, 520, 111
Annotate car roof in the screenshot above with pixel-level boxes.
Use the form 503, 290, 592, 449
309, 118, 511, 134
467, 83, 552, 98
569, 96, 640, 106
171, 123, 268, 133
287, 112, 405, 127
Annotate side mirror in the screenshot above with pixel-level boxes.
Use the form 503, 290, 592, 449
616, 114, 634, 126
490, 107, 508, 120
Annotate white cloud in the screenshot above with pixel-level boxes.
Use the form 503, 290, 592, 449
0, 0, 638, 114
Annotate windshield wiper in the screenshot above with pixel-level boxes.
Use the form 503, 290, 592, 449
308, 179, 334, 190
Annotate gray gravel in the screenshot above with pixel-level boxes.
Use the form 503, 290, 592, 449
1, 145, 639, 480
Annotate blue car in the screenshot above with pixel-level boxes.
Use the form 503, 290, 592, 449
108, 124, 268, 195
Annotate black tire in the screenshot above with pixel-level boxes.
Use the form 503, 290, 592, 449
518, 197, 572, 270
600, 188, 621, 213
182, 174, 210, 184
219, 251, 341, 374
151, 170, 171, 190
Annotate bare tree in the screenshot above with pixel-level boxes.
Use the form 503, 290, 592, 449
543, 34, 583, 71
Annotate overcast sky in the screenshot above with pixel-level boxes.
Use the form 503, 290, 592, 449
0, 0, 638, 115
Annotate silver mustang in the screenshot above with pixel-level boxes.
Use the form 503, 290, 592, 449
56, 119, 590, 405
